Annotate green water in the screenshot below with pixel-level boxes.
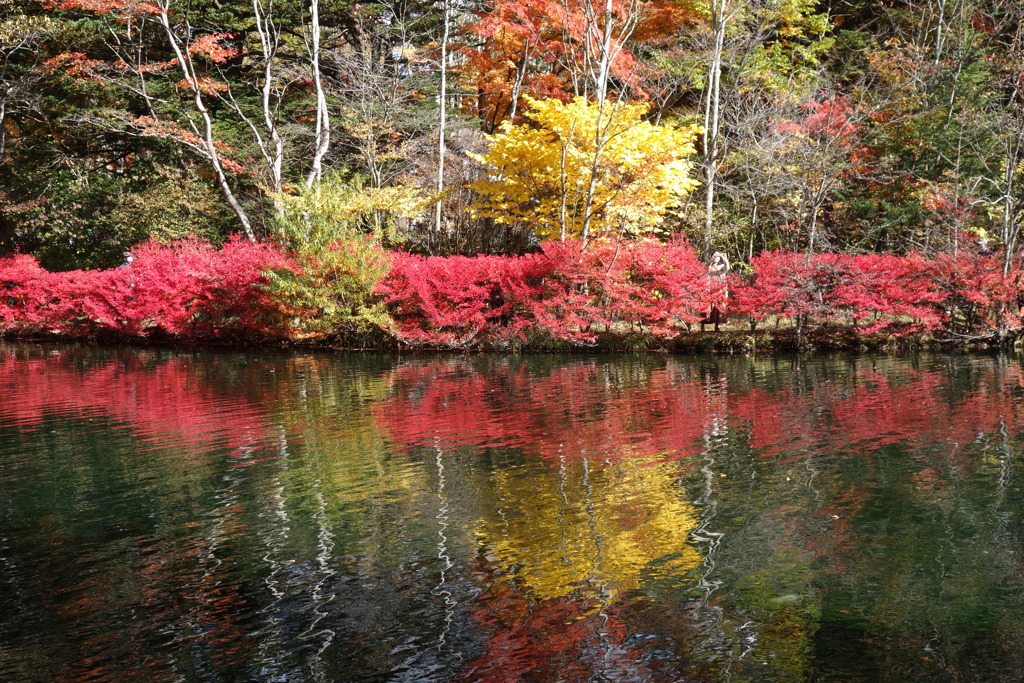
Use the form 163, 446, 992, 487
2, 344, 1024, 681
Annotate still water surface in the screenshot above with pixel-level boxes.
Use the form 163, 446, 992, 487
2, 345, 1024, 681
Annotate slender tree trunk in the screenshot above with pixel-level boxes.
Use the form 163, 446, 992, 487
254, 0, 284, 200
557, 117, 581, 241
508, 40, 538, 123
1004, 109, 1024, 275
702, 0, 727, 257
157, 2, 255, 240
807, 205, 819, 256
579, 0, 621, 246
564, 0, 642, 246
435, 0, 450, 234
595, 0, 614, 103
748, 197, 757, 260
307, 0, 330, 187
1001, 154, 1021, 277
933, 0, 946, 66
0, 98, 6, 160
580, 104, 606, 247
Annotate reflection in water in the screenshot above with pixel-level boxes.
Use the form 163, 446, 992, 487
3, 346, 1024, 679
478, 456, 701, 599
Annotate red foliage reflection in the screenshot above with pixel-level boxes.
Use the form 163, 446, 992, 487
377, 359, 718, 463
456, 557, 675, 682
0, 349, 273, 461
378, 358, 1024, 469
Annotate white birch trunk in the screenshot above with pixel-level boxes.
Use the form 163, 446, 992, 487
253, 0, 284, 200
435, 0, 451, 234
157, 2, 256, 241
306, 0, 330, 187
702, 0, 727, 257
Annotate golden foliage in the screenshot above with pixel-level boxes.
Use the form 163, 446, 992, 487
469, 96, 701, 241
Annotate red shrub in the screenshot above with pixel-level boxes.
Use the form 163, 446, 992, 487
730, 251, 846, 325
377, 239, 711, 347
0, 254, 56, 333
115, 237, 296, 338
730, 249, 1021, 336
539, 239, 710, 338
927, 251, 1023, 332
5, 238, 1023, 345
0, 237, 298, 340
377, 251, 547, 347
832, 254, 945, 333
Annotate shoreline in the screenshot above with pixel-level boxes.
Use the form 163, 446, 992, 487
3, 325, 1019, 354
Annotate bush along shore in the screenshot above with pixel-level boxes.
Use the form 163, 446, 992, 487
1, 237, 1022, 353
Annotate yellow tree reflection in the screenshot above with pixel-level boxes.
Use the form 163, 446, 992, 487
478, 452, 702, 600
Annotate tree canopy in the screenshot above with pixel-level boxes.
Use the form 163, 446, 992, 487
468, 96, 701, 242
3, 0, 1024, 265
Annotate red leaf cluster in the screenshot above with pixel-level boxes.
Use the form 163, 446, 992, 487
2, 239, 1022, 345
0, 238, 297, 340
731, 249, 1020, 335
776, 95, 860, 148
175, 76, 230, 96
129, 116, 245, 171
376, 239, 712, 347
42, 52, 108, 83
42, 0, 163, 16
187, 33, 241, 64
929, 250, 1024, 331
461, 0, 699, 127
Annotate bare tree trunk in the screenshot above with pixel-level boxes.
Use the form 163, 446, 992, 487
254, 0, 284, 200
594, 0, 615, 103
306, 0, 330, 187
702, 0, 728, 258
558, 118, 579, 241
748, 196, 757, 260
435, 0, 450, 234
508, 39, 539, 123
933, 0, 946, 66
157, 1, 255, 240
578, 0, 642, 246
218, 0, 286, 238
578, 0, 614, 245
1000, 125, 1023, 276
807, 203, 820, 256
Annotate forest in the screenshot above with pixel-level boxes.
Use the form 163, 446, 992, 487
2, 0, 1024, 347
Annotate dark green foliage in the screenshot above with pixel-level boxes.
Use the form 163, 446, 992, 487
2, 161, 236, 271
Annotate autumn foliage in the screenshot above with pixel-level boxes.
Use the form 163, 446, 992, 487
730, 251, 947, 334
0, 238, 296, 340
378, 239, 715, 347
468, 97, 701, 241
2, 237, 1024, 346
461, 0, 701, 129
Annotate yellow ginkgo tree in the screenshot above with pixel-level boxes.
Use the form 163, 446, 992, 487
468, 96, 702, 244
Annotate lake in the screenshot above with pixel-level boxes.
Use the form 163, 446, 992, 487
2, 344, 1024, 681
